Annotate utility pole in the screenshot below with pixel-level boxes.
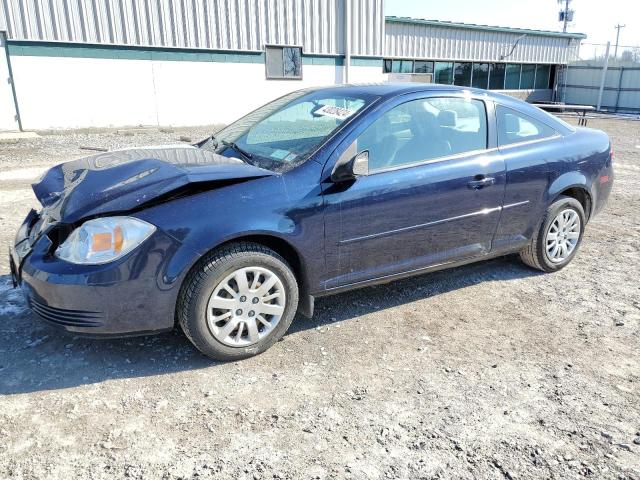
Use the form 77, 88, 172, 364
614, 24, 625, 59
558, 0, 574, 33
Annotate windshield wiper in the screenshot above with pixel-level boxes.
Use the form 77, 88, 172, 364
221, 140, 253, 162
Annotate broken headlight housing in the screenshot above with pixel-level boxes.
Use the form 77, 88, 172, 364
55, 216, 156, 265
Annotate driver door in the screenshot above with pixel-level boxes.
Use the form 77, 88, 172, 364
322, 94, 506, 289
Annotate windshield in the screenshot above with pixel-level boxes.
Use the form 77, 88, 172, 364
199, 89, 378, 172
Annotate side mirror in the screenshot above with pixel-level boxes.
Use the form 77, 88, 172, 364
331, 148, 369, 183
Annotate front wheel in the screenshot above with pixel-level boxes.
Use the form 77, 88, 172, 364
177, 242, 299, 361
520, 196, 586, 272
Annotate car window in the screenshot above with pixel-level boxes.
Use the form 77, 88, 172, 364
246, 97, 365, 146
357, 97, 487, 172
496, 105, 558, 146
205, 90, 376, 172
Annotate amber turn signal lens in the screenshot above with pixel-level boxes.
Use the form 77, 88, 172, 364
114, 226, 124, 253
91, 232, 113, 252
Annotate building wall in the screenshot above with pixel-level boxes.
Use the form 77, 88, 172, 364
7, 43, 384, 129
501, 89, 553, 102
561, 65, 640, 113
385, 18, 582, 64
0, 0, 384, 56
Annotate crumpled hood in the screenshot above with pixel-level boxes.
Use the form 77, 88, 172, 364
32, 145, 275, 223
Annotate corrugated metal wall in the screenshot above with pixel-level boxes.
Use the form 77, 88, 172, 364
0, 0, 383, 56
385, 20, 581, 64
562, 65, 640, 112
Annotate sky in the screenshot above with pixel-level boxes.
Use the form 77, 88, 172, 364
385, 0, 640, 58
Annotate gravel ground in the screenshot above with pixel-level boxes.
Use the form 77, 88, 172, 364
0, 118, 638, 479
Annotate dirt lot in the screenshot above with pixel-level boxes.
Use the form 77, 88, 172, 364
0, 117, 638, 479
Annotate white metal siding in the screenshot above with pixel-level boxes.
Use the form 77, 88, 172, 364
0, 0, 383, 56
385, 21, 581, 64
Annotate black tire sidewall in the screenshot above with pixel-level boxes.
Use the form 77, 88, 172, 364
183, 248, 298, 360
536, 197, 586, 272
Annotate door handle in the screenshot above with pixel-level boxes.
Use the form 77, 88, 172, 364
467, 176, 495, 190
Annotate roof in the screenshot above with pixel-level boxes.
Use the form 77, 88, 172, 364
385, 16, 587, 40
306, 83, 504, 101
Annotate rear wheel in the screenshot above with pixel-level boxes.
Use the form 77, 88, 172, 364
177, 242, 299, 361
520, 196, 586, 272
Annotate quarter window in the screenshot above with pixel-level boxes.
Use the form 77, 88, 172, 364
496, 105, 558, 146
357, 97, 488, 172
265, 46, 302, 79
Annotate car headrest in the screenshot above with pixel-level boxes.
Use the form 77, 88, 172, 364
438, 110, 457, 127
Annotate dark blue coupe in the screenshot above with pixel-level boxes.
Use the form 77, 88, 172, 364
11, 84, 613, 360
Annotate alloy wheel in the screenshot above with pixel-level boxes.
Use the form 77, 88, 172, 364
545, 208, 581, 263
206, 266, 286, 347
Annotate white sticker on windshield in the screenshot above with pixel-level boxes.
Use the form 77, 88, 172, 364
314, 104, 356, 120
270, 149, 290, 160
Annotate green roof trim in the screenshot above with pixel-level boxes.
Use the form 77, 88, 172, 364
385, 16, 587, 40
6, 40, 266, 62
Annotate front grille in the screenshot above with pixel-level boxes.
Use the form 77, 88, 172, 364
29, 298, 104, 328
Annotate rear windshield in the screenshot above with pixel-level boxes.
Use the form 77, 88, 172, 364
200, 90, 378, 172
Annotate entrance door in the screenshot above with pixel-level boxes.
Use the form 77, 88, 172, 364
0, 32, 19, 131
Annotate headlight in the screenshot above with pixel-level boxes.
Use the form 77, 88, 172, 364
55, 216, 156, 264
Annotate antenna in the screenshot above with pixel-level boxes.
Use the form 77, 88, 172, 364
557, 0, 574, 32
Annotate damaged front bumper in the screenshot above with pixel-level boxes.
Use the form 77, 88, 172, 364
11, 209, 183, 337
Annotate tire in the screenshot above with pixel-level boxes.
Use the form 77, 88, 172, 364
520, 196, 586, 273
177, 242, 299, 361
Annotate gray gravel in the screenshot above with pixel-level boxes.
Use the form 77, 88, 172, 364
0, 118, 639, 479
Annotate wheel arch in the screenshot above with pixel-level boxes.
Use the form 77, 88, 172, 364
548, 172, 594, 220
214, 234, 306, 289
556, 186, 592, 220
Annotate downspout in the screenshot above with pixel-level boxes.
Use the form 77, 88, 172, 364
344, 0, 350, 84
1, 31, 23, 131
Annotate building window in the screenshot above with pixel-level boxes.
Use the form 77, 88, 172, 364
535, 64, 551, 89
489, 63, 505, 89
382, 58, 556, 91
505, 64, 521, 89
472, 63, 489, 89
265, 46, 302, 79
520, 64, 536, 89
390, 60, 413, 73
414, 60, 434, 74
453, 62, 472, 86
434, 62, 454, 84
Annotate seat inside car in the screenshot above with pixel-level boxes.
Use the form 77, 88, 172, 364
391, 105, 451, 167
